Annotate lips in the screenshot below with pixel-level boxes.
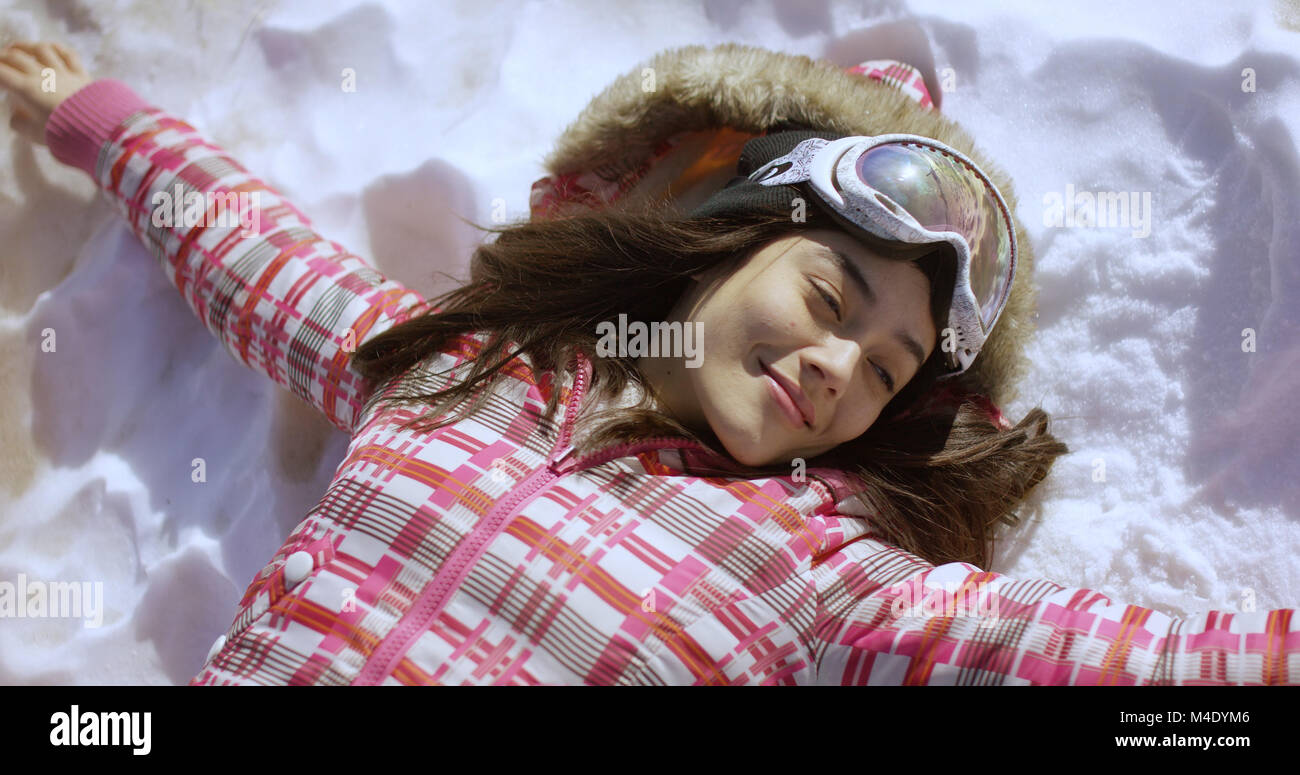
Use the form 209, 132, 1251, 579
761, 359, 815, 429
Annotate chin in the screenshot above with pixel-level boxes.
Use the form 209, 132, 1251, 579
725, 443, 774, 469
699, 364, 785, 468
726, 426, 791, 469
706, 410, 775, 468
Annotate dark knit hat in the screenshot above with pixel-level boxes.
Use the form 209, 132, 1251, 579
688, 128, 848, 221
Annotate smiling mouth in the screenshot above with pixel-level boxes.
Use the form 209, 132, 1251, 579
760, 360, 812, 429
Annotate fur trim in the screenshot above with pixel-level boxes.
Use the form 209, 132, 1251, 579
541, 42, 1038, 410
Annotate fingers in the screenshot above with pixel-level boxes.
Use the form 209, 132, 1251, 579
3, 41, 41, 65
0, 45, 41, 74
0, 47, 48, 113
36, 42, 63, 71
0, 40, 84, 74
52, 43, 86, 74
0, 39, 92, 136
0, 62, 44, 116
0, 59, 23, 89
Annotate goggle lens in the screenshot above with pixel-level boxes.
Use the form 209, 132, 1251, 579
854, 142, 1014, 331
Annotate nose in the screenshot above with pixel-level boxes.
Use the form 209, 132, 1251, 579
805, 336, 861, 399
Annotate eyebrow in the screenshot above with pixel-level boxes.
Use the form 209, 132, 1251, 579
823, 248, 929, 370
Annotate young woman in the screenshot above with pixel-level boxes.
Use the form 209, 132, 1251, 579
3, 38, 1295, 685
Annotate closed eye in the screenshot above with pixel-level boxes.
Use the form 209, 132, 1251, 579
810, 278, 894, 391
872, 361, 895, 392
810, 279, 842, 321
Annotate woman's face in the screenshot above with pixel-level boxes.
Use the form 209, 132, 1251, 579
640, 229, 938, 468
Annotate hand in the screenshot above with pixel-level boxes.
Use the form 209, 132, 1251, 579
0, 40, 93, 146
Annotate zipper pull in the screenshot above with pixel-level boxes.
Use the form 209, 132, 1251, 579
548, 443, 578, 475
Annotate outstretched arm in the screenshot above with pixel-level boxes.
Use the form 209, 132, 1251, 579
0, 40, 432, 434
812, 534, 1298, 685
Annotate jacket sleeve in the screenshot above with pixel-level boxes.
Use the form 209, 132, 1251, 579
811, 534, 1299, 685
44, 79, 434, 435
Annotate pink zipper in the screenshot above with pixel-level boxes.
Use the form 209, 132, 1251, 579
350, 347, 847, 683
351, 351, 710, 684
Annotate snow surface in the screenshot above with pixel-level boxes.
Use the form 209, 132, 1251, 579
0, 0, 1297, 685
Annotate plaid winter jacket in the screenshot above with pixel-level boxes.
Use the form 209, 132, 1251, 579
44, 75, 1299, 686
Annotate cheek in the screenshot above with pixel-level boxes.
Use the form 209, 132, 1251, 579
698, 292, 782, 355
833, 390, 881, 442
722, 284, 805, 343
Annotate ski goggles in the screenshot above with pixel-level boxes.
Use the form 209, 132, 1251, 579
746, 134, 1017, 378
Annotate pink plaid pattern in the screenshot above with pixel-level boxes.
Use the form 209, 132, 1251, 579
47, 78, 1299, 685
846, 59, 936, 110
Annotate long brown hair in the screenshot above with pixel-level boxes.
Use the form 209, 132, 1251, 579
351, 199, 1068, 568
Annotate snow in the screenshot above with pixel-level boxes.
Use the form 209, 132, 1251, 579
1, 0, 1297, 684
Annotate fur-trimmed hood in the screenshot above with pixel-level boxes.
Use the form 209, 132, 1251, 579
531, 42, 1036, 411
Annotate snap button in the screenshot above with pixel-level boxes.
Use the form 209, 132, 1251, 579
284, 551, 314, 589
206, 634, 226, 664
